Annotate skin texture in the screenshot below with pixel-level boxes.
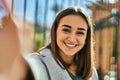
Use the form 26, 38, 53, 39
0, 0, 28, 80
56, 15, 88, 75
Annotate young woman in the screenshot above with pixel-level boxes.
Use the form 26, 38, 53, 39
26, 6, 98, 80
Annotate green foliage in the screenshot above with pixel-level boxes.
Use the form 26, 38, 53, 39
52, 4, 61, 13
35, 32, 44, 51
112, 27, 117, 57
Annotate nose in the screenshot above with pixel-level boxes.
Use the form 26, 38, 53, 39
68, 33, 77, 43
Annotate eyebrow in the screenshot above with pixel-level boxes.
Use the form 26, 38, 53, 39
77, 27, 87, 31
62, 24, 71, 28
62, 24, 87, 31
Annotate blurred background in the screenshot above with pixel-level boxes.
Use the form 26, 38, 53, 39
0, 0, 120, 80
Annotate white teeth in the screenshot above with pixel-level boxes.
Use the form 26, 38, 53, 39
65, 43, 76, 48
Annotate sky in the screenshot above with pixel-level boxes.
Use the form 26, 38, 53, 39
12, 0, 94, 25
7, 0, 118, 26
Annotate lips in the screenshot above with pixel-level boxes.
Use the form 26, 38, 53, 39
64, 42, 77, 48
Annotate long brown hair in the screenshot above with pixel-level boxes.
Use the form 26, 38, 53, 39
38, 6, 94, 80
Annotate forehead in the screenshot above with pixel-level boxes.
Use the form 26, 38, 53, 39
59, 14, 88, 29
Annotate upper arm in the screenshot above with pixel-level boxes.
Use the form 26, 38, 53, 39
24, 53, 49, 80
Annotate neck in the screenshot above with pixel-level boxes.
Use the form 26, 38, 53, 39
59, 51, 74, 64
68, 63, 77, 76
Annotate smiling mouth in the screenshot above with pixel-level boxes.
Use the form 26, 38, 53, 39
64, 42, 77, 48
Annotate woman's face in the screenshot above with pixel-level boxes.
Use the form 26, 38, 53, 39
56, 15, 88, 58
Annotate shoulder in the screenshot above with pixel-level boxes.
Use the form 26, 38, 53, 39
25, 48, 52, 62
39, 48, 52, 57
24, 52, 49, 80
89, 67, 99, 80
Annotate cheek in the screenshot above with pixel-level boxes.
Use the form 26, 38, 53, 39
56, 31, 68, 47
78, 36, 87, 44
57, 32, 64, 43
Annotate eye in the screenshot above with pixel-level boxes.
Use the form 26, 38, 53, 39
77, 31, 85, 35
62, 28, 70, 33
